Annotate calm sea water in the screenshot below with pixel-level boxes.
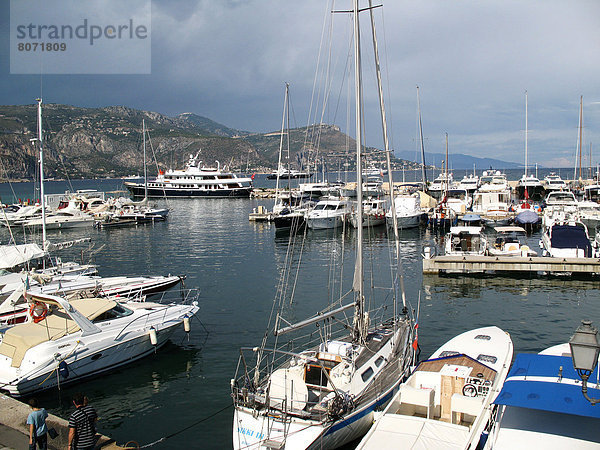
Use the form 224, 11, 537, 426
1, 173, 599, 449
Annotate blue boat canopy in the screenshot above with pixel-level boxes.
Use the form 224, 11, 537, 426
494, 353, 600, 418
550, 225, 592, 256
514, 209, 539, 225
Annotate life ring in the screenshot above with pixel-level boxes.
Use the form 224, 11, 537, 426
29, 301, 48, 323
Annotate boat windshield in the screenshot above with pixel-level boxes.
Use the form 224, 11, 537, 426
93, 303, 134, 322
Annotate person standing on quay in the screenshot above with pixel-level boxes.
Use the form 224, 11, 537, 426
27, 397, 48, 450
68, 393, 98, 450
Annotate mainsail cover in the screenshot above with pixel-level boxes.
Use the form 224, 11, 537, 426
0, 244, 46, 270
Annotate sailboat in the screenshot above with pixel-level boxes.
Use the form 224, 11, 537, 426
231, 2, 415, 448
515, 91, 545, 201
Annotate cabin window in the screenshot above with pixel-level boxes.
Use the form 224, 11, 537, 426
475, 334, 491, 341
374, 356, 385, 367
361, 367, 374, 382
439, 351, 459, 358
477, 354, 497, 364
305, 364, 330, 387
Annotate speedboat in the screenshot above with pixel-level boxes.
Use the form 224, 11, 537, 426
306, 197, 351, 230
357, 326, 513, 450
485, 342, 600, 448
387, 193, 425, 230
0, 274, 185, 327
444, 226, 488, 256
350, 197, 387, 228
488, 226, 537, 257
0, 289, 199, 396
543, 172, 568, 192
540, 220, 596, 258
515, 174, 545, 201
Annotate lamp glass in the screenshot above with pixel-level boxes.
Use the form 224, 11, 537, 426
570, 321, 600, 373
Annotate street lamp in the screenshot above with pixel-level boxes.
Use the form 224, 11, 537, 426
569, 320, 600, 405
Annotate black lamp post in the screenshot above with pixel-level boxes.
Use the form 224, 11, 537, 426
569, 320, 600, 405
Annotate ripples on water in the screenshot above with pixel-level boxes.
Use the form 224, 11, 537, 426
2, 179, 600, 448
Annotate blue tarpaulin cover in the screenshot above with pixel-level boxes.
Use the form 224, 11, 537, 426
494, 353, 600, 418
550, 225, 592, 256
514, 209, 539, 225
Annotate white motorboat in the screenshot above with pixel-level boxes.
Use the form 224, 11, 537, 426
350, 197, 387, 228
515, 174, 545, 201
543, 172, 568, 191
445, 188, 471, 216
306, 197, 352, 230
357, 326, 513, 450
124, 151, 253, 198
444, 226, 488, 256
472, 190, 514, 227
428, 172, 454, 201
485, 341, 600, 449
232, 4, 416, 447
386, 193, 425, 230
541, 190, 579, 229
457, 174, 480, 194
488, 226, 537, 257
477, 171, 508, 193
0, 204, 46, 228
0, 289, 199, 396
0, 273, 184, 327
540, 220, 596, 258
19, 198, 95, 230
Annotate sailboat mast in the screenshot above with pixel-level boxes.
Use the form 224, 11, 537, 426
274, 83, 289, 206
37, 98, 47, 252
579, 95, 583, 181
417, 86, 428, 189
524, 90, 528, 178
143, 119, 148, 200
352, 0, 365, 344
368, 0, 406, 314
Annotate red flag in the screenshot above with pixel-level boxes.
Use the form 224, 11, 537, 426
412, 322, 419, 351
251, 173, 256, 180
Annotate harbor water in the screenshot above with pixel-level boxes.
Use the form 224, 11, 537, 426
1, 172, 599, 449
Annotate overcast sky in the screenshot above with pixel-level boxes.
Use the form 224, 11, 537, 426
1, 0, 599, 168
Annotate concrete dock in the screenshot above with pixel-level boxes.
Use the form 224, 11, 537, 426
423, 255, 600, 277
0, 394, 123, 449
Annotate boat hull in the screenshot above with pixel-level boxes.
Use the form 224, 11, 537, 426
0, 321, 181, 397
124, 182, 252, 198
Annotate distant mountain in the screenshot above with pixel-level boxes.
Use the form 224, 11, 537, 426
0, 103, 422, 180
395, 150, 522, 170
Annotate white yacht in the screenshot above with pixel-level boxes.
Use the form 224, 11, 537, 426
541, 190, 579, 229
306, 197, 352, 230
386, 193, 425, 230
515, 174, 545, 201
543, 172, 568, 191
444, 226, 488, 256
457, 174, 480, 194
488, 226, 537, 257
358, 326, 513, 450
540, 220, 595, 258
0, 290, 199, 396
18, 198, 95, 230
428, 172, 454, 200
350, 197, 387, 228
472, 190, 514, 227
124, 152, 253, 198
478, 171, 508, 193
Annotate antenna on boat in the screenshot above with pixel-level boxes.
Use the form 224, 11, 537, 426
417, 86, 428, 190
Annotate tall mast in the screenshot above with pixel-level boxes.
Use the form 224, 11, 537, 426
274, 83, 289, 208
352, 0, 365, 344
579, 95, 583, 182
143, 119, 148, 200
445, 133, 449, 197
36, 99, 47, 252
524, 90, 528, 178
417, 86, 428, 189
368, 0, 405, 314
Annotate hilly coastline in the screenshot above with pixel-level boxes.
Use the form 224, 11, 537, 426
0, 103, 517, 180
